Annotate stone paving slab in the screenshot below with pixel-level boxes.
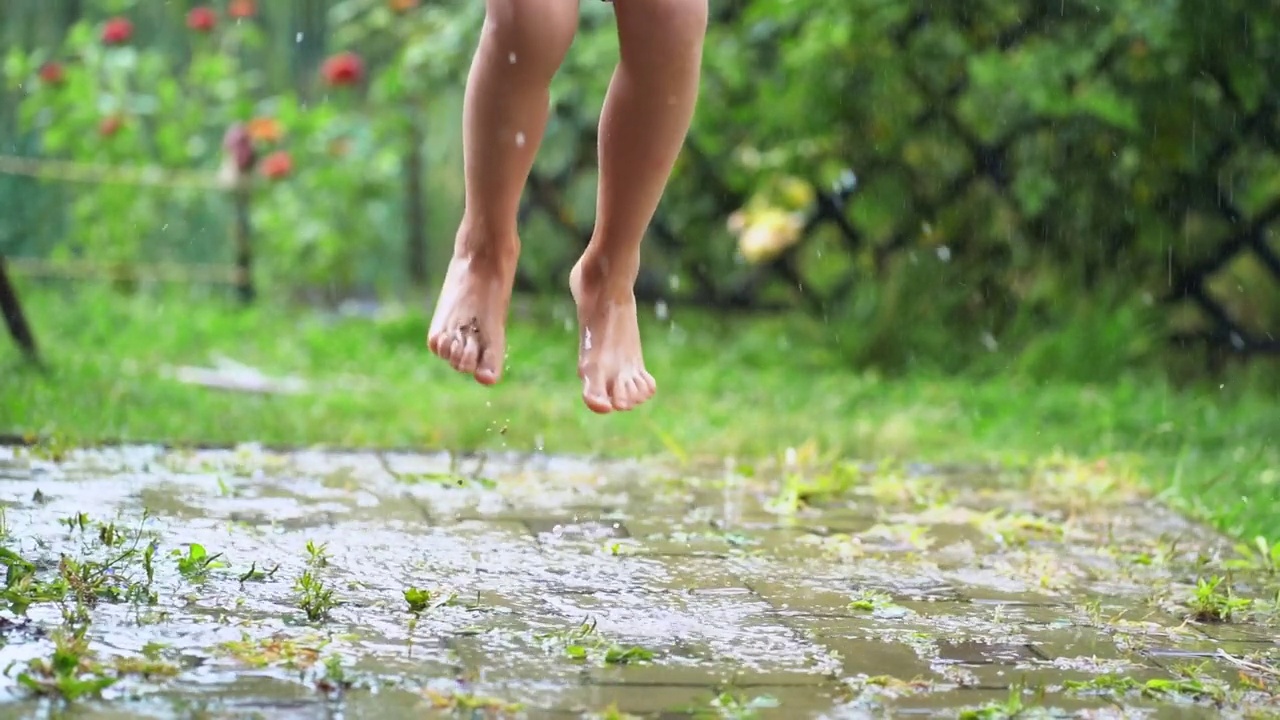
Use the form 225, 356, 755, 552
0, 444, 1277, 718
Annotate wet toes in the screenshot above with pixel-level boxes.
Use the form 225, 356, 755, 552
475, 344, 503, 386
456, 336, 480, 375
448, 336, 468, 372
581, 370, 614, 414
431, 332, 453, 362
640, 370, 657, 397
611, 377, 639, 411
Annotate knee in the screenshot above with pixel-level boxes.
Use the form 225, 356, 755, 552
616, 0, 708, 61
659, 0, 710, 33
484, 0, 579, 71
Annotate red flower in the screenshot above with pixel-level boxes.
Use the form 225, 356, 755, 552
260, 150, 292, 180
321, 52, 364, 87
102, 17, 133, 45
228, 0, 257, 19
99, 115, 124, 137
389, 0, 420, 13
187, 7, 217, 32
38, 62, 66, 86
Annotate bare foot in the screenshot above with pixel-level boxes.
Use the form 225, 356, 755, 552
569, 256, 657, 414
427, 233, 518, 386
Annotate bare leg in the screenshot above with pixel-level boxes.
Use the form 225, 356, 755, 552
428, 0, 579, 384
571, 0, 709, 413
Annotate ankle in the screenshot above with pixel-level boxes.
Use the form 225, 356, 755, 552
573, 247, 639, 296
454, 218, 520, 267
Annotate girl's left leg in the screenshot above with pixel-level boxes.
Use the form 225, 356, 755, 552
570, 0, 709, 414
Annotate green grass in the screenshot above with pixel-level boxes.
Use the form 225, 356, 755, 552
2, 282, 1278, 540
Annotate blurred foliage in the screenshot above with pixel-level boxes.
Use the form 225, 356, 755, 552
0, 0, 1278, 376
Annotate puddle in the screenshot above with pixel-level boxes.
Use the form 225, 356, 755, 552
0, 444, 1277, 718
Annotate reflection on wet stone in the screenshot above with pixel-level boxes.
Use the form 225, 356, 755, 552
0, 444, 1277, 718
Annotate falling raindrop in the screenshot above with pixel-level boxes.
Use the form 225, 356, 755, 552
515, 132, 526, 148
668, 323, 687, 345
936, 246, 952, 262
654, 300, 669, 320
296, 32, 303, 43
508, 52, 517, 64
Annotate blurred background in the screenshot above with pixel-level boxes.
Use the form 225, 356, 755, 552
2, 0, 1276, 376
1, 0, 1278, 536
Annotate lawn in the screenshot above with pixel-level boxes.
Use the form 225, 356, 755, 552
2, 281, 1277, 541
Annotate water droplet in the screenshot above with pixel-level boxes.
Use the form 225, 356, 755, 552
515, 132, 526, 148
508, 52, 517, 64
936, 246, 951, 262
582, 328, 593, 351
654, 300, 669, 320
296, 32, 304, 43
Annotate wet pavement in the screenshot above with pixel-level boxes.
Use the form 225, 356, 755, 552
0, 443, 1276, 719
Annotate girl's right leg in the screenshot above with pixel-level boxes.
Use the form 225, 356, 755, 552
428, 0, 579, 385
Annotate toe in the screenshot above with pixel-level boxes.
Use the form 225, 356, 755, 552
457, 337, 480, 374
641, 370, 657, 396
611, 377, 639, 411
436, 333, 456, 362
475, 341, 504, 386
428, 330, 445, 357
581, 368, 614, 414
448, 337, 468, 372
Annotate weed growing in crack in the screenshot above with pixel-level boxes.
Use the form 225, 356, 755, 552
1065, 673, 1227, 704
220, 632, 329, 669
1186, 576, 1251, 623
3, 512, 159, 618
237, 561, 280, 586
305, 540, 329, 569
848, 589, 896, 612
421, 687, 522, 715
535, 618, 655, 666
295, 570, 335, 622
172, 544, 225, 580
14, 625, 179, 702
403, 586, 458, 613
686, 690, 780, 720
956, 686, 1044, 719
59, 512, 91, 533
316, 655, 353, 695
15, 626, 116, 700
